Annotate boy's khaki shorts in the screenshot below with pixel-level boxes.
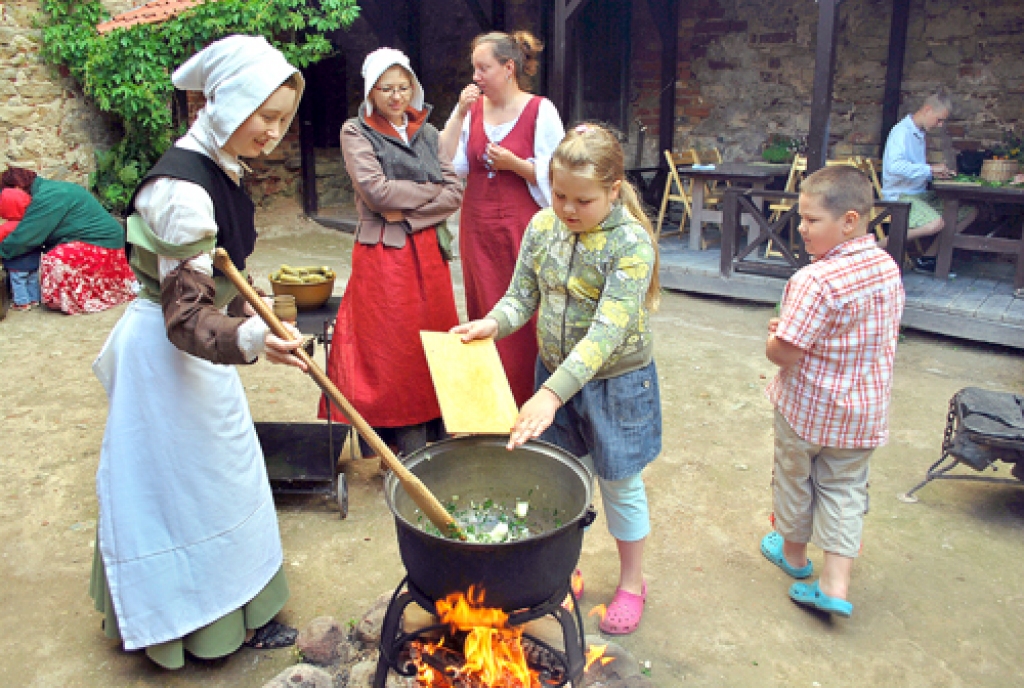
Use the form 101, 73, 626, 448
772, 410, 873, 558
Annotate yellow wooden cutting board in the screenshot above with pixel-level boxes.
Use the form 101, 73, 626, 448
420, 331, 519, 434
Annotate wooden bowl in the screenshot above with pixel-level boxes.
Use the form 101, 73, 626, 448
269, 276, 335, 310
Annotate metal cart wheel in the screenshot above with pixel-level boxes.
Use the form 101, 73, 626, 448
337, 473, 349, 519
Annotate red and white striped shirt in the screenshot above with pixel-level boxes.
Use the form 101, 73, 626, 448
767, 235, 905, 448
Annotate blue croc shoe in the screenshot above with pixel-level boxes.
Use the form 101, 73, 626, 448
789, 581, 853, 618
760, 532, 813, 579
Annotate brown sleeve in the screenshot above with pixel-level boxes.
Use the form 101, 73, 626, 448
160, 263, 252, 365
403, 158, 464, 232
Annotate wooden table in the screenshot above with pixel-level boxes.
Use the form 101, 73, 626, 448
931, 181, 1024, 291
677, 163, 792, 250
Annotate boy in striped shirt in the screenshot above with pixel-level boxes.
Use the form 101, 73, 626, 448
760, 165, 905, 618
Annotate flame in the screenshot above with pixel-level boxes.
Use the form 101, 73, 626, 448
584, 643, 614, 672
571, 570, 584, 598
413, 586, 540, 687
588, 604, 607, 621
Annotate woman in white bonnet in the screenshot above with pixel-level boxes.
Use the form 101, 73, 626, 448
91, 35, 307, 668
317, 48, 462, 456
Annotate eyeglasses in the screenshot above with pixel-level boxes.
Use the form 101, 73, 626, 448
375, 85, 412, 97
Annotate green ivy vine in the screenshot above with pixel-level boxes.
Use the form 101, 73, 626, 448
38, 0, 360, 212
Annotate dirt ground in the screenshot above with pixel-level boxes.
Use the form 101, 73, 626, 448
1, 200, 1022, 688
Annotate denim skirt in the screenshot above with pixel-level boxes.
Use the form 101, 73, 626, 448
536, 358, 662, 481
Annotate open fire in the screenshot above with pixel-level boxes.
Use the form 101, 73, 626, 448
407, 586, 609, 687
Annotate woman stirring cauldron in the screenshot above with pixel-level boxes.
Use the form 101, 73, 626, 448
91, 35, 308, 669
438, 31, 565, 407
318, 48, 463, 457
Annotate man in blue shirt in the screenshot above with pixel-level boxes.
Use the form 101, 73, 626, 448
881, 90, 977, 272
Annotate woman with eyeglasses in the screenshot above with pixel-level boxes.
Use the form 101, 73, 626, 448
318, 48, 463, 457
438, 31, 565, 407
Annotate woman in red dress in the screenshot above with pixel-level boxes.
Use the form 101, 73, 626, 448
439, 31, 565, 407
319, 48, 463, 456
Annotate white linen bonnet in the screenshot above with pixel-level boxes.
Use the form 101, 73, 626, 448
361, 48, 424, 116
172, 35, 305, 154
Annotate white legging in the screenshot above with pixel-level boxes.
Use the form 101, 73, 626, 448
579, 455, 650, 542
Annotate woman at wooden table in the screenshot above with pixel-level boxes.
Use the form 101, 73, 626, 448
438, 30, 565, 407
318, 48, 463, 456
91, 35, 308, 669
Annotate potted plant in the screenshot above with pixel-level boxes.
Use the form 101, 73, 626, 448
761, 135, 804, 164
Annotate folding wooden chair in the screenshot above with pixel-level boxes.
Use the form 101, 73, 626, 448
655, 148, 700, 241
765, 154, 807, 258
695, 147, 727, 210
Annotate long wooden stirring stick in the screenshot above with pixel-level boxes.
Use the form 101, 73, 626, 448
214, 249, 465, 541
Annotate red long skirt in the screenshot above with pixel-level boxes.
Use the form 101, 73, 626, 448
40, 242, 135, 314
318, 229, 458, 428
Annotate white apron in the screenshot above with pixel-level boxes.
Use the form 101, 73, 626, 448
93, 298, 283, 650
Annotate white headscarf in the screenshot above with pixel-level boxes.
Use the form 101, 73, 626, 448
361, 48, 424, 116
172, 35, 305, 154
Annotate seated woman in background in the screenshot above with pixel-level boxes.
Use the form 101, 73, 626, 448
0, 166, 135, 314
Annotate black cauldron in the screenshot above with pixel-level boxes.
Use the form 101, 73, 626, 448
384, 436, 595, 611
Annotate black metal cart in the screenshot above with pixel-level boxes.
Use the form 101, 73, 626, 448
255, 296, 355, 517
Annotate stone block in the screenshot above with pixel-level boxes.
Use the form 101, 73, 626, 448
355, 592, 390, 646
260, 664, 333, 688
347, 659, 378, 688
929, 44, 963, 67
296, 616, 345, 666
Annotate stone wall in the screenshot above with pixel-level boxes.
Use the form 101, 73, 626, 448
627, 0, 1024, 165
0, 1, 127, 184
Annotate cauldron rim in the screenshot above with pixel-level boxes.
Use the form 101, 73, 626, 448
383, 435, 594, 545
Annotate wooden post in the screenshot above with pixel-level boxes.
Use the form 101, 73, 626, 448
492, 0, 506, 31
879, 0, 910, 153
550, 0, 568, 113
406, 0, 422, 72
645, 0, 679, 167
548, 0, 596, 116
806, 0, 841, 173
298, 89, 317, 216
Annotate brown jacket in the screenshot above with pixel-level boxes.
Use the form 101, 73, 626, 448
341, 108, 463, 248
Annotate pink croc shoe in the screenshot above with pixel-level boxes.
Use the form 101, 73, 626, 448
599, 582, 647, 635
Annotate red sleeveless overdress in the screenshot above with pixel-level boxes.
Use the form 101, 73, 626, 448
460, 96, 542, 407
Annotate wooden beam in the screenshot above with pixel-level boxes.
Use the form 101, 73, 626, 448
298, 92, 317, 216
645, 0, 679, 163
358, 0, 396, 46
550, 0, 568, 113
879, 0, 910, 152
464, 0, 492, 31
406, 0, 421, 71
547, 0, 598, 115
806, 0, 841, 172
492, 0, 506, 31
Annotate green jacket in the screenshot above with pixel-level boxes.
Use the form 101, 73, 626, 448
0, 178, 124, 260
488, 204, 656, 403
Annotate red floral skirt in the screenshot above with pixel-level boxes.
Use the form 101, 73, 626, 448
40, 242, 136, 314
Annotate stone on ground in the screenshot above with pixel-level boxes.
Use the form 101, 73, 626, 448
296, 615, 344, 665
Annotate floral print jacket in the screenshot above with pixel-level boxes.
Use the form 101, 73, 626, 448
488, 204, 656, 403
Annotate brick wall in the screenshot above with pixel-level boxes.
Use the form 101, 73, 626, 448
627, 0, 1024, 165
